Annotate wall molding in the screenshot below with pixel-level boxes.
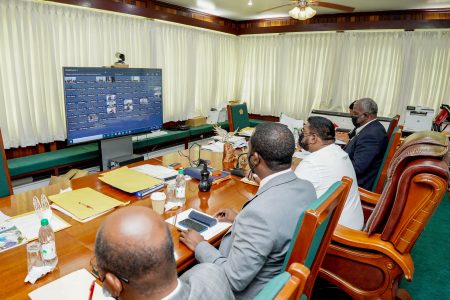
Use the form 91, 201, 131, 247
46, 1, 450, 35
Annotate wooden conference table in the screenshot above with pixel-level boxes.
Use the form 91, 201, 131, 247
0, 150, 261, 299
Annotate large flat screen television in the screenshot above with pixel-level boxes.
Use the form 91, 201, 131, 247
63, 67, 163, 145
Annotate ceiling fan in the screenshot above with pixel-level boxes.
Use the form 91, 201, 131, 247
260, 0, 355, 20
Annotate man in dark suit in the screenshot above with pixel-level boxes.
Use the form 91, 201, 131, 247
344, 98, 388, 190
95, 206, 234, 300
180, 123, 317, 299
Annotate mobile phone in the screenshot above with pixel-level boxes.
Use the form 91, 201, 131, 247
178, 218, 208, 233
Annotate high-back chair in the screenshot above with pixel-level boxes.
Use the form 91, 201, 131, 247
386, 114, 400, 141
320, 131, 449, 299
255, 177, 352, 300
371, 126, 402, 194
254, 263, 310, 300
0, 129, 12, 198
227, 103, 250, 132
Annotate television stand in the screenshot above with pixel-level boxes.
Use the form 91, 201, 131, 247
100, 136, 142, 170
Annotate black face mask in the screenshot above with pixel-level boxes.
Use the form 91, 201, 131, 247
298, 132, 310, 152
351, 116, 360, 128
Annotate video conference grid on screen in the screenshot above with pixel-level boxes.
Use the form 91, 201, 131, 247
63, 67, 163, 145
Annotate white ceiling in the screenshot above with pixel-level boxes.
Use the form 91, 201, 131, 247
157, 0, 450, 21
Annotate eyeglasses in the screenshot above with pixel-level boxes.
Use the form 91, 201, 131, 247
90, 256, 130, 284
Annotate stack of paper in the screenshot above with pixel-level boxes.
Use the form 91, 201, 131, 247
29, 269, 112, 300
131, 164, 178, 181
49, 188, 129, 222
99, 167, 163, 193
238, 127, 255, 137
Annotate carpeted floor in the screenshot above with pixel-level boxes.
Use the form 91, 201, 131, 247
400, 191, 450, 299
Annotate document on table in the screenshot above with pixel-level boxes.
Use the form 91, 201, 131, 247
28, 269, 113, 300
165, 208, 231, 240
4, 211, 70, 242
99, 166, 163, 193
49, 188, 129, 222
131, 164, 178, 181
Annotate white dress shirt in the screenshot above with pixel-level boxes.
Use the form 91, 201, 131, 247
294, 144, 364, 230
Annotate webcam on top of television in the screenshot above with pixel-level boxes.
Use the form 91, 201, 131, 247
112, 52, 129, 68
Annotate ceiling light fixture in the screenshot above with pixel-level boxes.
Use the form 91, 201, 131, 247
289, 0, 316, 21
248, 0, 253, 6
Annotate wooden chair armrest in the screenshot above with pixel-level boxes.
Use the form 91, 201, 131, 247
332, 224, 414, 280
275, 263, 310, 300
358, 187, 381, 206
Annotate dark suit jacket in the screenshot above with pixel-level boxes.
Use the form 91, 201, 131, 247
344, 120, 387, 190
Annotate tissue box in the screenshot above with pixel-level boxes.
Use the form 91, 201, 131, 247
186, 116, 206, 127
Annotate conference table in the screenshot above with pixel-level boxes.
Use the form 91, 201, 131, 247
0, 149, 263, 299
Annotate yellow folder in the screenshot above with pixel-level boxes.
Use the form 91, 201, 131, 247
49, 188, 128, 220
99, 167, 163, 193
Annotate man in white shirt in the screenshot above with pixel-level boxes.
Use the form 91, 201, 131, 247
295, 116, 364, 230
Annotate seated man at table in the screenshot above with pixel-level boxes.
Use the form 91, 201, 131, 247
95, 206, 234, 300
180, 122, 317, 299
295, 116, 364, 230
344, 98, 388, 190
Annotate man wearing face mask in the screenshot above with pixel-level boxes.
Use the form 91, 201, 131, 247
180, 123, 317, 299
344, 98, 388, 190
94, 206, 234, 300
295, 116, 363, 230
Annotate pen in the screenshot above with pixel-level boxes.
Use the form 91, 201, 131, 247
88, 280, 95, 300
79, 202, 94, 210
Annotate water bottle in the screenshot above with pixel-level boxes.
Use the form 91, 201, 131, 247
175, 169, 186, 205
38, 218, 58, 269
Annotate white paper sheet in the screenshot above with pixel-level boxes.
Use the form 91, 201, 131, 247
0, 211, 10, 223
165, 208, 231, 240
131, 164, 178, 181
28, 269, 113, 300
6, 211, 70, 241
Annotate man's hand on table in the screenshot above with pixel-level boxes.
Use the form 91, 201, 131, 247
214, 208, 238, 223
180, 229, 205, 251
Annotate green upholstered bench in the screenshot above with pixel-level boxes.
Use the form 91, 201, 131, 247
188, 121, 229, 136
7, 119, 265, 179
8, 143, 99, 178
133, 130, 190, 151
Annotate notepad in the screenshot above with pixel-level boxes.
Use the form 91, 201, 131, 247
49, 188, 129, 221
28, 269, 112, 300
131, 164, 178, 181
99, 167, 163, 193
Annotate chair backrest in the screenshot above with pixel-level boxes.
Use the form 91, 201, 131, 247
254, 263, 310, 300
282, 177, 352, 299
386, 114, 400, 141
0, 129, 12, 198
365, 131, 449, 253
371, 127, 402, 193
227, 103, 250, 132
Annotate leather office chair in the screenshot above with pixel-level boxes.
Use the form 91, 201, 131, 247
371, 127, 402, 194
227, 103, 250, 132
0, 129, 13, 198
254, 263, 310, 300
320, 131, 450, 299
